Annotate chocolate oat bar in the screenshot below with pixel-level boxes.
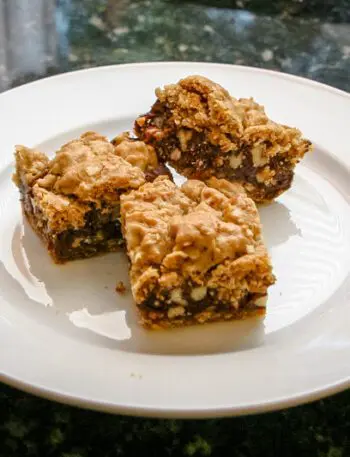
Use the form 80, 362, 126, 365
13, 131, 168, 263
135, 75, 312, 203
121, 176, 275, 329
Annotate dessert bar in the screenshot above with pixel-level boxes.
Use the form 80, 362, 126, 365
135, 75, 312, 203
121, 176, 275, 329
13, 131, 168, 263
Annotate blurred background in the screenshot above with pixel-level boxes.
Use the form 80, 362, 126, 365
0, 0, 349, 93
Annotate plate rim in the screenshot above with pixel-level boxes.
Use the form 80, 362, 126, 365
1, 61, 350, 101
1, 61, 349, 418
2, 370, 349, 419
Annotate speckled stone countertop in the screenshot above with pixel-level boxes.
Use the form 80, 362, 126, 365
1, 1, 350, 456
1, 0, 350, 92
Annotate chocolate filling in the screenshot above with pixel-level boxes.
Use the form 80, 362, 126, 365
136, 107, 294, 199
53, 217, 123, 261
144, 163, 173, 182
139, 284, 265, 316
20, 186, 124, 262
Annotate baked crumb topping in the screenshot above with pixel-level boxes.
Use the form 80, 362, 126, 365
153, 75, 311, 162
121, 176, 274, 304
34, 132, 145, 202
32, 186, 89, 232
13, 132, 151, 232
13, 145, 49, 188
112, 132, 159, 172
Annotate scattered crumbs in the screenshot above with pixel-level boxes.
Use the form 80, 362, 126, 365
261, 49, 274, 62
88, 14, 106, 31
178, 44, 188, 52
203, 24, 215, 34
116, 281, 127, 294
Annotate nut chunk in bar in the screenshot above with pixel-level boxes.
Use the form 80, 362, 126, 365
121, 176, 275, 329
12, 131, 155, 263
135, 75, 312, 203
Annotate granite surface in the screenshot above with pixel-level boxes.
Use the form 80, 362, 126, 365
0, 0, 350, 92
1, 0, 350, 456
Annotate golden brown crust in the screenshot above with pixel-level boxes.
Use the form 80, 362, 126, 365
121, 176, 275, 311
13, 145, 49, 188
155, 75, 244, 152
112, 132, 159, 172
121, 177, 193, 272
13, 132, 150, 232
136, 75, 312, 202
31, 186, 89, 232
35, 132, 145, 203
155, 75, 311, 160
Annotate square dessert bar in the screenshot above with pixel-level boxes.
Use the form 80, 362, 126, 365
121, 176, 275, 329
135, 75, 312, 203
13, 131, 168, 263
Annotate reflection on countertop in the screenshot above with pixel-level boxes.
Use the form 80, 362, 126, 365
0, 0, 349, 93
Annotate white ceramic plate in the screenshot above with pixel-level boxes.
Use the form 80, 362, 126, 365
0, 62, 349, 418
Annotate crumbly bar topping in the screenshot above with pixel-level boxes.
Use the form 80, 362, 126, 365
13, 145, 49, 188
32, 186, 89, 232
34, 132, 145, 202
112, 132, 159, 172
13, 132, 151, 232
121, 177, 194, 267
121, 176, 274, 304
153, 75, 312, 162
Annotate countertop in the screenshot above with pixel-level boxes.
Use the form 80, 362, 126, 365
1, 0, 350, 456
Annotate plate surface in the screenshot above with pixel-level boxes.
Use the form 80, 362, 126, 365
0, 62, 349, 418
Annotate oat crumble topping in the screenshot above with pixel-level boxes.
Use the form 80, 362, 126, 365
153, 75, 311, 162
112, 132, 159, 172
13, 145, 49, 188
34, 131, 145, 203
121, 176, 274, 307
13, 132, 150, 232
